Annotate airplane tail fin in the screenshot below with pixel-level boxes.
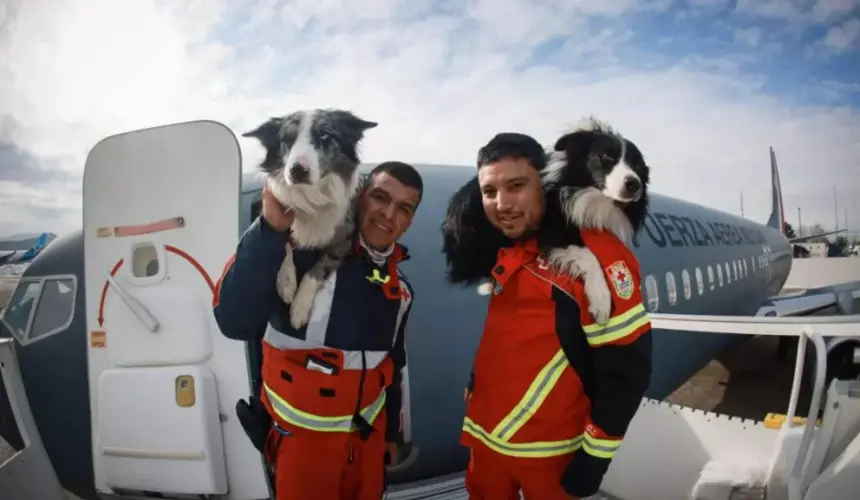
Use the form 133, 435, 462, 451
766, 146, 787, 236
768, 148, 847, 244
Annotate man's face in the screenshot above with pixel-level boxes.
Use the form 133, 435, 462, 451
478, 156, 544, 239
358, 172, 421, 250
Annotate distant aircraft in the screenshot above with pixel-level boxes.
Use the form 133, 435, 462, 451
1, 120, 855, 500
0, 232, 54, 266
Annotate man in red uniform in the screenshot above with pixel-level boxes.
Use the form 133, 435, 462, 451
460, 133, 653, 499
215, 161, 423, 500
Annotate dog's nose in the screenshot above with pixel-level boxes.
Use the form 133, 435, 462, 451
290, 162, 308, 175
623, 175, 641, 195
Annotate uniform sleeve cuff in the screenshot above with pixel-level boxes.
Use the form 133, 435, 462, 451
560, 451, 608, 498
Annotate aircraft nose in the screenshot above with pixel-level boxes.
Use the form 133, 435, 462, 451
623, 175, 641, 196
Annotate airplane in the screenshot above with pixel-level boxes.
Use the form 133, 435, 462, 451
1, 120, 857, 500
0, 232, 55, 266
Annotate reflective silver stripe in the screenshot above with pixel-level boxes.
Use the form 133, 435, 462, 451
263, 267, 414, 370
263, 325, 389, 370
264, 382, 386, 432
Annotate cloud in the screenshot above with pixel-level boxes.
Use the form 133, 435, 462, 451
0, 0, 858, 239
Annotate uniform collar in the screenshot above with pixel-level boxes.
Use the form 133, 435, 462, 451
351, 230, 410, 300
491, 238, 540, 287
351, 232, 410, 265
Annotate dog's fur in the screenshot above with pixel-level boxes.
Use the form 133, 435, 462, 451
441, 117, 650, 324
243, 109, 377, 329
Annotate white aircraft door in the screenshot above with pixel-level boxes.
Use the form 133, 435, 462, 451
82, 120, 269, 499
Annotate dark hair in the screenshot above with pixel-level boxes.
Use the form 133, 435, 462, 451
476, 132, 547, 171
368, 161, 424, 206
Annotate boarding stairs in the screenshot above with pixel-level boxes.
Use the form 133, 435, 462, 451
2, 313, 860, 500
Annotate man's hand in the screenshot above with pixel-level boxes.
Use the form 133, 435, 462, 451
385, 442, 399, 466
262, 184, 295, 232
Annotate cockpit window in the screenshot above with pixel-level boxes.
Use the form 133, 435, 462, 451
0, 275, 77, 344
30, 278, 76, 340
1, 279, 43, 341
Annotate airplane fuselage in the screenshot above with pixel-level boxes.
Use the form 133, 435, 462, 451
1, 163, 792, 498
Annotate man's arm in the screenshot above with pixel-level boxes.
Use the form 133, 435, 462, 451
213, 216, 288, 341
560, 261, 653, 498
385, 302, 413, 445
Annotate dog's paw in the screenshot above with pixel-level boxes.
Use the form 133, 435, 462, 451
549, 246, 612, 324
289, 276, 322, 329
289, 302, 312, 330
583, 271, 612, 325
277, 267, 297, 304
546, 247, 587, 279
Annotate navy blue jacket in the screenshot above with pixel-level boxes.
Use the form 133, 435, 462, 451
213, 215, 413, 443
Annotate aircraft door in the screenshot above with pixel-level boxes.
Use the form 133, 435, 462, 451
82, 121, 269, 499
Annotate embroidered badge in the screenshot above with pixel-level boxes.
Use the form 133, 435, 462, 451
606, 260, 634, 300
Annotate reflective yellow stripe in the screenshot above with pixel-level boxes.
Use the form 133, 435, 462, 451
582, 302, 649, 346
263, 382, 385, 432
582, 433, 621, 459
463, 417, 582, 458
490, 349, 569, 439
463, 348, 581, 458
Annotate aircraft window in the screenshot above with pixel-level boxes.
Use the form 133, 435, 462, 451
666, 272, 678, 306
29, 278, 76, 340
751, 257, 756, 272
724, 262, 731, 283
733, 261, 738, 281
0, 280, 43, 341
695, 267, 704, 295
717, 265, 723, 287
707, 266, 715, 290
681, 270, 692, 300
132, 243, 159, 278
644, 275, 659, 312
742, 259, 748, 277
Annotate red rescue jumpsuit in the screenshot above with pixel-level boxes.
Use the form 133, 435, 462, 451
257, 244, 411, 500
260, 343, 393, 500
461, 230, 653, 499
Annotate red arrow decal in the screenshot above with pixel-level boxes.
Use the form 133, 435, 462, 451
97, 246, 225, 328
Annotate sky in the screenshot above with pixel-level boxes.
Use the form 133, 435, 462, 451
0, 0, 858, 239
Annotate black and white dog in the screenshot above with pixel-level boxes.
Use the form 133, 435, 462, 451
441, 117, 650, 324
243, 109, 377, 329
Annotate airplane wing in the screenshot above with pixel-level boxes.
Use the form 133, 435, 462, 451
789, 229, 846, 244
758, 281, 860, 317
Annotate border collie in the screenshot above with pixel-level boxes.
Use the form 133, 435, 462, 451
441, 117, 650, 324
242, 109, 377, 329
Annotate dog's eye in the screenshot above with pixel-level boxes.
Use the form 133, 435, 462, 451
602, 153, 615, 163
319, 133, 331, 142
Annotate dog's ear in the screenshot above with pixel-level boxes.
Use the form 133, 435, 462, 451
330, 110, 378, 134
241, 117, 284, 150
553, 130, 593, 154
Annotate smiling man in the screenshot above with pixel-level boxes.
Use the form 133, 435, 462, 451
460, 133, 652, 500
214, 161, 423, 500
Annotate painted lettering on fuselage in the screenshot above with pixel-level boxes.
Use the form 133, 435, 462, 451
635, 212, 767, 249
